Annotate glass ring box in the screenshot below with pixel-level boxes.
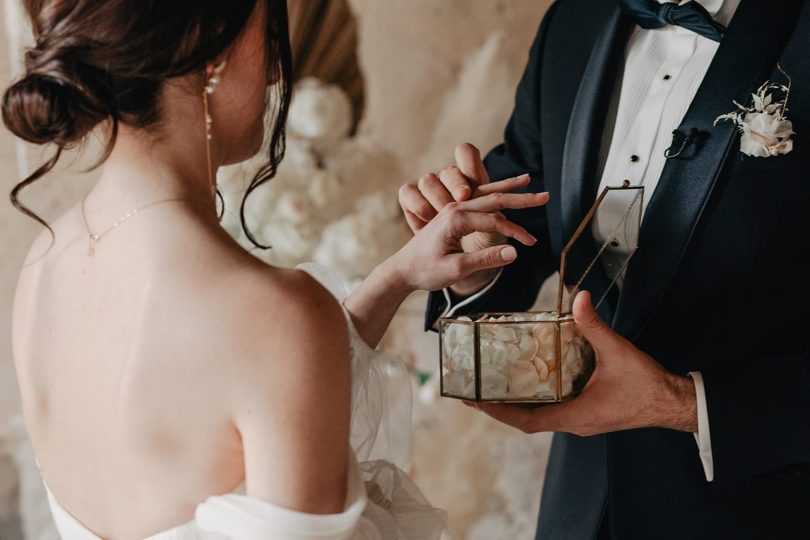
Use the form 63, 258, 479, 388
439, 185, 644, 403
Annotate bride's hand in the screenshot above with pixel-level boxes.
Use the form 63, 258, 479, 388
389, 181, 549, 292
399, 143, 533, 296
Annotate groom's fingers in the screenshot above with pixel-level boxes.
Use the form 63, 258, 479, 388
418, 173, 455, 209
472, 401, 575, 433
474, 403, 536, 432
455, 143, 490, 186
398, 184, 437, 223
438, 166, 474, 202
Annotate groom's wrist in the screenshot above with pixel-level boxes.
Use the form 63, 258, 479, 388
657, 373, 698, 433
449, 267, 500, 297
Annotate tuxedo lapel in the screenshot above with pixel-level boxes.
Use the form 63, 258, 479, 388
613, 0, 801, 339
560, 5, 632, 244
558, 5, 633, 319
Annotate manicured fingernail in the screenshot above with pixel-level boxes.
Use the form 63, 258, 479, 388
529, 234, 538, 244
501, 246, 517, 261
519, 174, 530, 181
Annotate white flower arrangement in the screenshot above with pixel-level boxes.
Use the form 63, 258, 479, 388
218, 78, 408, 285
715, 65, 796, 158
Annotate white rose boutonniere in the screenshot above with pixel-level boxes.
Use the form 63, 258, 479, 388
715, 65, 795, 158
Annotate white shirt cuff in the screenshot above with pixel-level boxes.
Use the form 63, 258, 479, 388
438, 268, 504, 320
688, 371, 714, 482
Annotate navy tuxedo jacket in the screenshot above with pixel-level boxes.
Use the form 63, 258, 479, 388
425, 0, 810, 538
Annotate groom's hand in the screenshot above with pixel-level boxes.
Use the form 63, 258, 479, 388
467, 291, 698, 436
398, 143, 527, 295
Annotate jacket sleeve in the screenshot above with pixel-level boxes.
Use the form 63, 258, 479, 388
700, 351, 810, 482
424, 1, 561, 331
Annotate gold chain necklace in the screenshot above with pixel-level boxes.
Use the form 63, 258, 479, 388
81, 193, 186, 257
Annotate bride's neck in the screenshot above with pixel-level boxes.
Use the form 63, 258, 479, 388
88, 99, 219, 221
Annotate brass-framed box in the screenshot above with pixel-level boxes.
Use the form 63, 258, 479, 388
439, 184, 645, 403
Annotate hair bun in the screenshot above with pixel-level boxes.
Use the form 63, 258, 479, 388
2, 69, 107, 146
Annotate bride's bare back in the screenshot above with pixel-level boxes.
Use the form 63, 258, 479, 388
12, 194, 351, 538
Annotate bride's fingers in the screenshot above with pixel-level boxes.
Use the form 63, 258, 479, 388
450, 211, 537, 246
460, 191, 550, 213
472, 174, 531, 197
454, 244, 518, 275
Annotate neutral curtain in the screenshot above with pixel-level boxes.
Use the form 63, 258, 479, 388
288, 0, 364, 129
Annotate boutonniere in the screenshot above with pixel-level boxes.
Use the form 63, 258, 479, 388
714, 65, 795, 158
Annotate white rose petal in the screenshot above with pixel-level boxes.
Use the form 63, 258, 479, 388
453, 350, 475, 373
444, 370, 472, 397
308, 170, 343, 209
481, 339, 511, 369
740, 112, 794, 158
535, 377, 556, 398
481, 364, 509, 398
287, 77, 352, 144
276, 192, 311, 224
516, 333, 539, 363
508, 361, 540, 397
445, 322, 473, 350
493, 327, 519, 343
560, 321, 576, 344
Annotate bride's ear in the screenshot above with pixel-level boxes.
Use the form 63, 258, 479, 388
204, 61, 228, 95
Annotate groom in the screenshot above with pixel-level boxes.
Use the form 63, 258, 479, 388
400, 0, 810, 538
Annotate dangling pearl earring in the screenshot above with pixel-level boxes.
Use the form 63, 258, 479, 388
203, 60, 227, 201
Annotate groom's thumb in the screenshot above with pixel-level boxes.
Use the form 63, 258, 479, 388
572, 291, 612, 346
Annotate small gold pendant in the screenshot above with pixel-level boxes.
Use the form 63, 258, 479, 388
88, 234, 99, 257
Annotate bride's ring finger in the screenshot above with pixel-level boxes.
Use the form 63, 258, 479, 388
460, 191, 550, 213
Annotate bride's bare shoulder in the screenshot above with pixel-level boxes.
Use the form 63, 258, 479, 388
218, 264, 348, 345
208, 263, 352, 398
211, 265, 353, 512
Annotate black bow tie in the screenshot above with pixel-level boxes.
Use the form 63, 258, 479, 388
619, 0, 726, 42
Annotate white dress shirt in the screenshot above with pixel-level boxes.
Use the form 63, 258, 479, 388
441, 0, 742, 482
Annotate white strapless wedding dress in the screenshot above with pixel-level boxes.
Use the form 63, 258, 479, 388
41, 264, 446, 539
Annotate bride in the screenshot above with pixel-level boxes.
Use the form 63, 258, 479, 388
3, 1, 547, 538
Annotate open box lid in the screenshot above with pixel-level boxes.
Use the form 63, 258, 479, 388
556, 183, 645, 315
